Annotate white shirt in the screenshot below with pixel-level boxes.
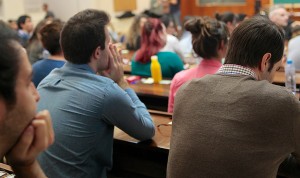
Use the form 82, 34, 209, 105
161, 34, 184, 61
288, 35, 300, 70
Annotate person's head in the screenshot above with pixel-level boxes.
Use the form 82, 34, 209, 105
136, 18, 166, 63
225, 16, 284, 82
42, 3, 48, 12
17, 15, 33, 33
60, 9, 110, 67
126, 13, 148, 49
29, 18, 53, 43
185, 16, 229, 60
215, 12, 237, 34
161, 15, 176, 35
236, 13, 248, 26
40, 21, 63, 55
8, 20, 18, 31
0, 21, 40, 153
268, 5, 289, 27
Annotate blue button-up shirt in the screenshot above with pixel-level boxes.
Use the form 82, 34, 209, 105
37, 62, 155, 178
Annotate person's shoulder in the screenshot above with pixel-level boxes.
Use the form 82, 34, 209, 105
32, 59, 47, 68
167, 34, 179, 42
174, 67, 196, 81
247, 79, 298, 103
157, 51, 180, 59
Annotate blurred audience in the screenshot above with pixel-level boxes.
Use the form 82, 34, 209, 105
236, 13, 248, 26
269, 5, 291, 41
17, 15, 34, 47
42, 3, 55, 19
131, 18, 184, 78
215, 12, 237, 34
27, 19, 53, 64
179, 16, 194, 56
169, 0, 181, 29
160, 15, 184, 62
126, 14, 148, 50
288, 25, 300, 70
7, 19, 18, 31
32, 21, 65, 87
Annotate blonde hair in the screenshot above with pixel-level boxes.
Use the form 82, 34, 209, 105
126, 14, 148, 49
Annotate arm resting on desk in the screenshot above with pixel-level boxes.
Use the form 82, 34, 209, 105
102, 84, 155, 141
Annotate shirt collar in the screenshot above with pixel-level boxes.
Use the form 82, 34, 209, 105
217, 64, 257, 79
64, 62, 96, 74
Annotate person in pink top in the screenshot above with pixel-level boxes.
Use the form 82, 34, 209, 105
168, 16, 229, 113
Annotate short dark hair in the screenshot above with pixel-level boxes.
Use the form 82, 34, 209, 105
0, 21, 21, 107
160, 15, 172, 28
225, 16, 284, 71
40, 21, 63, 55
185, 16, 229, 59
215, 12, 236, 24
60, 9, 110, 64
17, 15, 30, 29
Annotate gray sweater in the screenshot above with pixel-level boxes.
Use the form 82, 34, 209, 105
167, 74, 300, 178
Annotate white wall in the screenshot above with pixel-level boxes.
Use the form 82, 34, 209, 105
1, 0, 26, 21
45, 0, 151, 34
45, 0, 150, 21
0, 0, 151, 34
0, 0, 44, 25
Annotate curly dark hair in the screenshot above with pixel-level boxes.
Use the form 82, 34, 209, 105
0, 21, 21, 107
185, 16, 229, 59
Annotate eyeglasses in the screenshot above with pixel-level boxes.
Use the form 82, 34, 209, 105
157, 121, 172, 137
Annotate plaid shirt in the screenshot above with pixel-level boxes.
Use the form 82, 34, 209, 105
217, 64, 257, 79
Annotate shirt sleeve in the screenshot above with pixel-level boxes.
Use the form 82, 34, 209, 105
168, 75, 179, 113
102, 83, 155, 141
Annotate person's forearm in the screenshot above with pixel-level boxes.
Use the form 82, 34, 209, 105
12, 160, 47, 178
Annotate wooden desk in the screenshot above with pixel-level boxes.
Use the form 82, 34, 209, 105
111, 111, 172, 178
129, 81, 170, 112
273, 71, 300, 86
123, 64, 131, 74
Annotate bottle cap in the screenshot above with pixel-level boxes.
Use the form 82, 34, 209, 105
287, 59, 293, 64
151, 55, 158, 61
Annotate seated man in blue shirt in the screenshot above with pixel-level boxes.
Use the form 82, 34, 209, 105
17, 15, 33, 47
37, 9, 155, 177
32, 21, 65, 87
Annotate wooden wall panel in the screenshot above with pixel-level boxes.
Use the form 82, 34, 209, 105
181, 0, 271, 18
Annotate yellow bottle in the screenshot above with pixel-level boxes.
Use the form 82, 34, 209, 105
150, 55, 162, 84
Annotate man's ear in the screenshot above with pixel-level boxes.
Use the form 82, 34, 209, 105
92, 46, 101, 61
260, 53, 272, 71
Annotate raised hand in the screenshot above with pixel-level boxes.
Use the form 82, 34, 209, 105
6, 110, 54, 177
101, 44, 129, 89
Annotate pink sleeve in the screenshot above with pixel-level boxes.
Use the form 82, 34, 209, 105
168, 77, 178, 113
